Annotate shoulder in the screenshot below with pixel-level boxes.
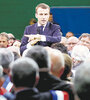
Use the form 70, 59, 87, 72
25, 23, 37, 29
48, 22, 61, 29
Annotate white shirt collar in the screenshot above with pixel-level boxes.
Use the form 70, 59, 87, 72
37, 23, 47, 30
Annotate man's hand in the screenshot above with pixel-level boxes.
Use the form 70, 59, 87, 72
24, 34, 41, 42
29, 38, 40, 46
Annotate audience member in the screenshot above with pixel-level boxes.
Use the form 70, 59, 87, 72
9, 57, 40, 100
66, 36, 79, 55
0, 32, 9, 48
7, 46, 21, 60
78, 33, 90, 50
66, 32, 74, 39
45, 47, 65, 78
61, 53, 73, 82
71, 45, 90, 77
7, 33, 16, 47
60, 36, 67, 46
20, 3, 62, 55
0, 48, 14, 94
51, 42, 68, 54
23, 45, 75, 100
13, 40, 21, 48
74, 60, 90, 100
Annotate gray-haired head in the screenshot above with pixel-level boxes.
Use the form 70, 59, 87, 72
23, 45, 51, 72
0, 48, 14, 68
10, 57, 39, 88
74, 61, 90, 100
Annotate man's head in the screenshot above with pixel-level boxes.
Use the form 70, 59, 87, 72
45, 47, 65, 78
8, 33, 15, 46
51, 42, 68, 54
23, 46, 51, 72
74, 60, 90, 100
61, 53, 72, 80
0, 48, 14, 75
35, 3, 50, 26
66, 32, 74, 39
79, 33, 90, 50
0, 32, 9, 48
10, 57, 39, 88
71, 45, 89, 67
66, 36, 79, 51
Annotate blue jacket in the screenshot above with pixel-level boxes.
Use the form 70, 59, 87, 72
20, 22, 62, 55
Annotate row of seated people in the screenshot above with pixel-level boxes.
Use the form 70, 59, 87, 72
0, 44, 90, 100
0, 47, 72, 100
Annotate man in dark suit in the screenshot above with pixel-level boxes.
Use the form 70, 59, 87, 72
20, 3, 62, 55
9, 57, 52, 100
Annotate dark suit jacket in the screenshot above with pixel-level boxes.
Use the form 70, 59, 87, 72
14, 88, 52, 100
20, 22, 62, 55
36, 72, 75, 100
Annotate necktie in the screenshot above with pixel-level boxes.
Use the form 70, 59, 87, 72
40, 26, 44, 34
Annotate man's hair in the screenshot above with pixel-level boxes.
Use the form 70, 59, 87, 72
74, 60, 90, 100
35, 3, 50, 13
10, 57, 39, 87
71, 45, 89, 61
0, 32, 9, 40
23, 46, 51, 71
61, 53, 72, 80
0, 48, 14, 68
79, 33, 90, 40
51, 42, 68, 54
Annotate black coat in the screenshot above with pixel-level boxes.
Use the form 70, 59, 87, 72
14, 88, 52, 100
36, 72, 75, 100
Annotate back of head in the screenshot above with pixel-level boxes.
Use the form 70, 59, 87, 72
0, 48, 14, 68
45, 47, 65, 78
61, 53, 72, 80
10, 57, 39, 88
79, 33, 90, 40
67, 36, 79, 43
71, 45, 89, 62
74, 61, 90, 100
23, 46, 51, 71
51, 42, 68, 54
7, 33, 15, 40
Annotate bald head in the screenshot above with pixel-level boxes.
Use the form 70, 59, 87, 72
45, 47, 65, 78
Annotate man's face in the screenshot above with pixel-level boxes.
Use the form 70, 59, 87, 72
80, 37, 90, 50
0, 36, 8, 48
35, 7, 50, 25
67, 39, 78, 51
8, 39, 15, 46
66, 32, 74, 38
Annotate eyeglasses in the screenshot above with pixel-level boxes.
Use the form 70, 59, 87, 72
80, 40, 90, 45
67, 43, 77, 45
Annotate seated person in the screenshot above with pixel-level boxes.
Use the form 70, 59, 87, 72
74, 59, 90, 100
65, 32, 74, 39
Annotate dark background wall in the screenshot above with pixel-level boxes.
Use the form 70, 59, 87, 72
0, 0, 90, 39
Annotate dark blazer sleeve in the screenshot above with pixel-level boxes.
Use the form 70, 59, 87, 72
45, 24, 62, 43
20, 26, 29, 55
